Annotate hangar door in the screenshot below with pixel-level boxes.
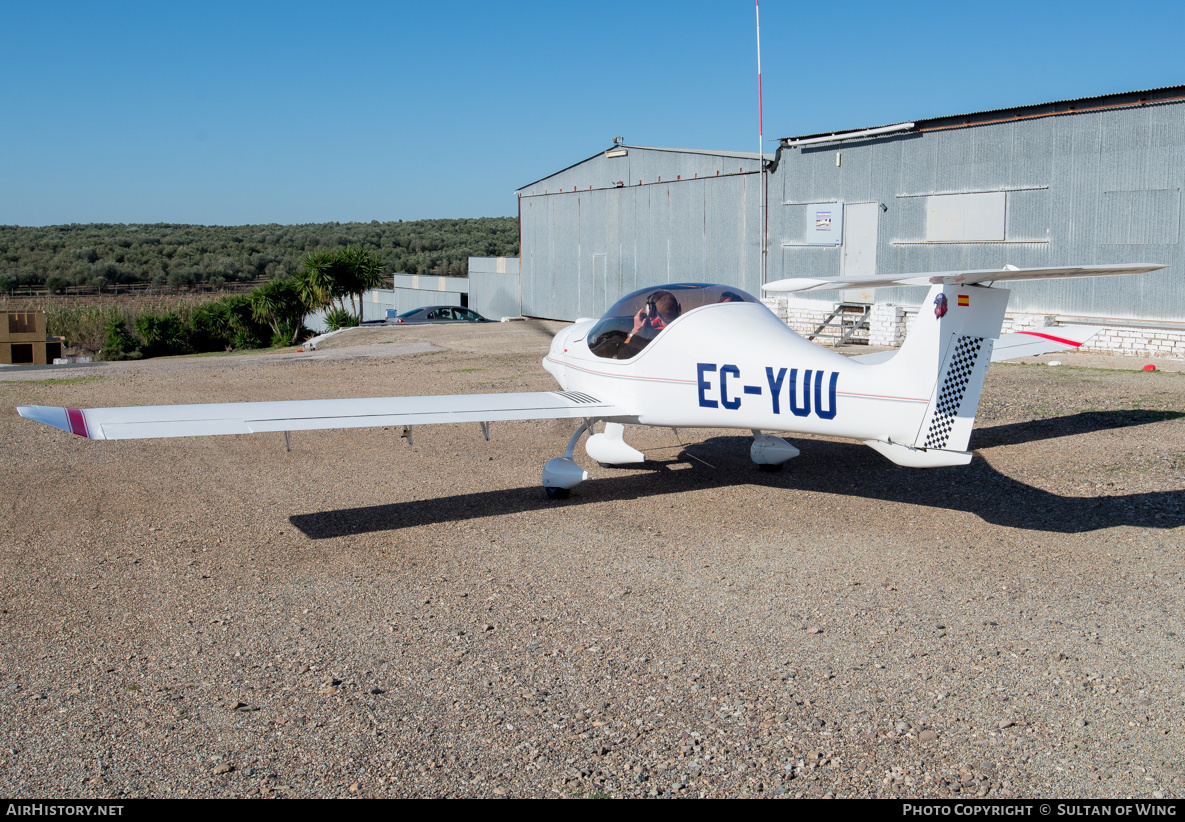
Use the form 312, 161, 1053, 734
840, 201, 879, 303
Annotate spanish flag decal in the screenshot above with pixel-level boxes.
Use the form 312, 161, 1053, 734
957, 294, 970, 307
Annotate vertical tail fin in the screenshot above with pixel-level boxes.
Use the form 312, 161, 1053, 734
863, 284, 1008, 467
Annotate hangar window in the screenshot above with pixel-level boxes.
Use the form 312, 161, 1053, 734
926, 192, 1005, 242
586, 283, 757, 360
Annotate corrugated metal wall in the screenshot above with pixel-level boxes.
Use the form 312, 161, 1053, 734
389, 274, 469, 295
520, 101, 1184, 323
468, 257, 522, 319
772, 101, 1185, 320
519, 147, 764, 321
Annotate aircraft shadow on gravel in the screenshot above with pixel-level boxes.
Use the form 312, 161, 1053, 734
969, 409, 1184, 449
290, 413, 1185, 538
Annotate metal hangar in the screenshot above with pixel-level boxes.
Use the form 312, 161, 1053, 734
517, 85, 1185, 356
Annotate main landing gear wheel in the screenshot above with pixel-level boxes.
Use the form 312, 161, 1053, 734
749, 430, 799, 471
542, 420, 593, 500
542, 421, 646, 497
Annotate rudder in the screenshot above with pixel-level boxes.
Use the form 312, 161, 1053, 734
914, 332, 992, 452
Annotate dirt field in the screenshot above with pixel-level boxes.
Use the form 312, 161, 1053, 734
1, 321, 1182, 798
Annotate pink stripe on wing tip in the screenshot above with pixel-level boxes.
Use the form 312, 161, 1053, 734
1016, 331, 1084, 348
65, 408, 90, 438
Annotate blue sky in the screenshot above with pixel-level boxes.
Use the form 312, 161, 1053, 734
3, 0, 1183, 226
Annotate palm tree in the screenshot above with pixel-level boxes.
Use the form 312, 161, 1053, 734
294, 251, 337, 313
336, 245, 387, 320
297, 246, 387, 321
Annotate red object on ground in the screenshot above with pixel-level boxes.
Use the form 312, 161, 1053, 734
1143, 364, 1156, 371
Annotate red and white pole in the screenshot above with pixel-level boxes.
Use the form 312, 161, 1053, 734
756, 0, 764, 157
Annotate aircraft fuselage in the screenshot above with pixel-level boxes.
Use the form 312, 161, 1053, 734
544, 300, 933, 446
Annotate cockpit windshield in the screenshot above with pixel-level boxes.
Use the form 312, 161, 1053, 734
586, 283, 758, 360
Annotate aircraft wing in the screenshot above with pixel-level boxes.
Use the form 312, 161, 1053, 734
989, 325, 1102, 362
17, 390, 624, 441
763, 264, 1167, 293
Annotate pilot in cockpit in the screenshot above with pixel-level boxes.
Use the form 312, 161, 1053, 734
587, 283, 757, 360
615, 290, 682, 359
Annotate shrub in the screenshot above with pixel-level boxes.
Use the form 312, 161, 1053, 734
135, 311, 188, 357
233, 326, 264, 350
323, 307, 359, 332
100, 319, 142, 361
271, 321, 307, 348
189, 301, 236, 352
249, 278, 309, 346
221, 293, 271, 349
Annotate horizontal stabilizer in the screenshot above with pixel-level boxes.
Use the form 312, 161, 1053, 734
763, 264, 1166, 293
17, 390, 626, 441
990, 326, 1101, 362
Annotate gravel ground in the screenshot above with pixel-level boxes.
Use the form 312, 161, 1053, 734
0, 321, 1182, 799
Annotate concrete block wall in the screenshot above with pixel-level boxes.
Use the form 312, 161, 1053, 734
1077, 326, 1185, 358
760, 297, 825, 337
868, 304, 917, 347
1000, 314, 1056, 334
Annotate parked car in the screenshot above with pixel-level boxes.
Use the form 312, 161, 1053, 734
391, 306, 490, 324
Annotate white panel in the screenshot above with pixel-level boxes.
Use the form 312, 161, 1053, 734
806, 202, 843, 245
926, 192, 1005, 242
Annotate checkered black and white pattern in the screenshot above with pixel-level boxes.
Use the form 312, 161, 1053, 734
923, 335, 984, 449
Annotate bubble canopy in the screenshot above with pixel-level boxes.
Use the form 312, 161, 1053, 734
586, 283, 758, 360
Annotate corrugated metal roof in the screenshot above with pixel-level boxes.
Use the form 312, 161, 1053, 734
517, 145, 770, 192
625, 145, 770, 160
779, 84, 1185, 145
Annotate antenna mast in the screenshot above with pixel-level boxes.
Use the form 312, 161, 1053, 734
756, 0, 766, 285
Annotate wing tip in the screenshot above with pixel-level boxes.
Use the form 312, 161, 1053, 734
17, 405, 91, 438
1015, 329, 1092, 348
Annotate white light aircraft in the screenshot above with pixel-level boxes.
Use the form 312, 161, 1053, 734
18, 265, 1164, 498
